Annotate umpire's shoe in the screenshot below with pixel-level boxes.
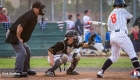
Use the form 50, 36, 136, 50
14, 72, 28, 78
97, 70, 103, 78
27, 70, 36, 75
45, 69, 55, 77
66, 69, 79, 75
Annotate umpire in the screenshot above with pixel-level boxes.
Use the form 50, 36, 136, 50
5, 1, 45, 77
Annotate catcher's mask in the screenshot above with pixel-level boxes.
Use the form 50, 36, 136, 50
32, 1, 46, 16
65, 31, 79, 45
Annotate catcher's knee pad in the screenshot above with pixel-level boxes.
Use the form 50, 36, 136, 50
60, 54, 68, 64
73, 53, 81, 61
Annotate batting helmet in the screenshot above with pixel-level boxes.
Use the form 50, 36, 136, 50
65, 31, 77, 37
113, 0, 127, 7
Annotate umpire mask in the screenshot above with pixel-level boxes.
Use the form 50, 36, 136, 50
32, 1, 46, 16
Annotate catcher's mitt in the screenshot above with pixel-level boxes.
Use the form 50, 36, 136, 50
88, 33, 96, 45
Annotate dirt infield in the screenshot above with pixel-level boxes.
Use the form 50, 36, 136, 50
0, 71, 137, 80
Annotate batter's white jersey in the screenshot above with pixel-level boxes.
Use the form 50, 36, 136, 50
108, 8, 137, 63
65, 20, 75, 32
108, 8, 133, 34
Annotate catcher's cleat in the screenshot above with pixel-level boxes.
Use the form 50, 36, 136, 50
97, 70, 103, 78
45, 70, 55, 77
66, 69, 79, 75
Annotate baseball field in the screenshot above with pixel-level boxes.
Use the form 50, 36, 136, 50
0, 57, 138, 80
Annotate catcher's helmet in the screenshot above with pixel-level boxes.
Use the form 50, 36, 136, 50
65, 31, 77, 37
113, 0, 127, 7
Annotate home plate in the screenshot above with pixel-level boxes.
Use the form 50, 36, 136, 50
70, 78, 94, 80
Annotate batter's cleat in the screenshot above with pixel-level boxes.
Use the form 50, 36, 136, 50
97, 70, 103, 78
45, 70, 55, 77
66, 69, 79, 75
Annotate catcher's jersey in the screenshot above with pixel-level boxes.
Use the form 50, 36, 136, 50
65, 20, 75, 30
108, 8, 133, 33
48, 40, 84, 55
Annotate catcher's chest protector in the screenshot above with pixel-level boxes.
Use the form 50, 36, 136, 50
62, 41, 74, 54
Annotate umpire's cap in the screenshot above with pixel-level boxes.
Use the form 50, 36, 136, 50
32, 1, 45, 9
113, 0, 127, 7
65, 31, 77, 37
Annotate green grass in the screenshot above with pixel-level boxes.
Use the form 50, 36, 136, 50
0, 57, 134, 68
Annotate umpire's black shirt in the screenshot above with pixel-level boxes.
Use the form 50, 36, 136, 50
9, 9, 37, 43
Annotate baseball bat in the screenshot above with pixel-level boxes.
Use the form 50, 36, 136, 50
87, 21, 108, 25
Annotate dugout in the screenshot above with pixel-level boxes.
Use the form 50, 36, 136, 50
0, 22, 66, 57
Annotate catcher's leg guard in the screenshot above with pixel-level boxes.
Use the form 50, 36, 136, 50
67, 53, 80, 75
45, 54, 68, 76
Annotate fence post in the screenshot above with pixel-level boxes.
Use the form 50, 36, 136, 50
76, 0, 78, 14
52, 0, 54, 21
62, 0, 66, 21
100, 0, 103, 40
133, 0, 136, 24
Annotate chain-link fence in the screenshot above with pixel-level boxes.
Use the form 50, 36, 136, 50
1, 0, 140, 39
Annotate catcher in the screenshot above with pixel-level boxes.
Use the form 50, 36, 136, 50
45, 31, 96, 77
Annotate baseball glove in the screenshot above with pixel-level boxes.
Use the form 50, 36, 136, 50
88, 33, 96, 45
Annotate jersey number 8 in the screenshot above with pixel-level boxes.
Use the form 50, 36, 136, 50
111, 14, 116, 24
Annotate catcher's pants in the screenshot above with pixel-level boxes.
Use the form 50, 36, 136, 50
109, 30, 137, 63
48, 53, 80, 63
6, 30, 31, 72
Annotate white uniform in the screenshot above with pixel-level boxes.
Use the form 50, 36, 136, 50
65, 20, 75, 33
108, 8, 137, 63
83, 15, 91, 39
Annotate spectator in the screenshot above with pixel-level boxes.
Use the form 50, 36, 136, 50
0, 5, 8, 22
104, 31, 111, 50
2, 8, 10, 22
84, 26, 108, 54
130, 25, 140, 55
83, 9, 92, 39
133, 16, 140, 28
75, 13, 84, 55
82, 9, 93, 54
65, 14, 75, 33
2, 8, 10, 32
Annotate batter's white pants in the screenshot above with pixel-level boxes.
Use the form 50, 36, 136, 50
109, 30, 137, 63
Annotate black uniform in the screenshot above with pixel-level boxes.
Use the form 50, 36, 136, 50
6, 10, 37, 44
5, 9, 38, 74
48, 40, 84, 55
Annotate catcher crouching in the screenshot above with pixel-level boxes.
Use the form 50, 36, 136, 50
45, 31, 96, 77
